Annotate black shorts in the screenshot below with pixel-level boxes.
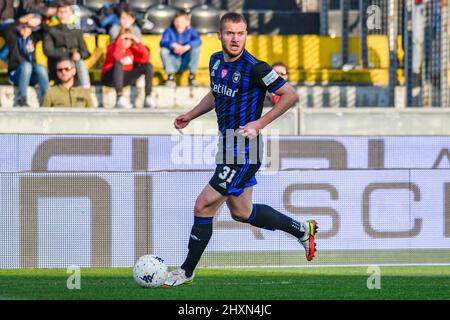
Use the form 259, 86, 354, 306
209, 163, 262, 197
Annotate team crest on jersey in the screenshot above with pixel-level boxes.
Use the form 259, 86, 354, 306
232, 71, 241, 83
221, 69, 228, 78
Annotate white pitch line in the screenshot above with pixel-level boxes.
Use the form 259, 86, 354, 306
197, 263, 450, 269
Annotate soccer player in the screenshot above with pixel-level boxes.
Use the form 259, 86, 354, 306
164, 12, 318, 287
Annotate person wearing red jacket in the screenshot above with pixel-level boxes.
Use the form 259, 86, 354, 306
263, 62, 290, 108
101, 28, 155, 108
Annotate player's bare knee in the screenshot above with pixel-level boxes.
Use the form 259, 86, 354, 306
194, 199, 210, 216
193, 201, 205, 216
230, 210, 250, 222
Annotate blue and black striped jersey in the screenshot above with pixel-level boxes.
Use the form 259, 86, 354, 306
209, 50, 286, 165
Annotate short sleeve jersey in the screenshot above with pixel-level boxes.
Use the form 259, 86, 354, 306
209, 50, 286, 164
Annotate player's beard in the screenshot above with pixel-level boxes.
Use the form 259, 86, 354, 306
222, 42, 245, 60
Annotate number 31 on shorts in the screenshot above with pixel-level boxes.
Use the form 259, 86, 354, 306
218, 166, 237, 183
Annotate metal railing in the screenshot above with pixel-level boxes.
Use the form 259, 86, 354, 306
321, 0, 449, 107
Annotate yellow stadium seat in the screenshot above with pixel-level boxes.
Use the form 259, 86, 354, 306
96, 34, 111, 55
83, 34, 97, 56
301, 35, 321, 69
0, 33, 403, 86
0, 37, 6, 70
367, 35, 389, 68
141, 35, 163, 70
198, 34, 222, 68
35, 35, 100, 70
397, 35, 404, 67
82, 34, 102, 69
281, 35, 303, 70
35, 41, 47, 67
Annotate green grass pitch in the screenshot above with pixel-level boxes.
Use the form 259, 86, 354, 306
0, 266, 449, 300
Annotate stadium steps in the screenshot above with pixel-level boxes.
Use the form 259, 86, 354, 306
0, 84, 422, 109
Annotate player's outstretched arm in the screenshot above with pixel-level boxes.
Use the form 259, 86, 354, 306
259, 82, 299, 128
174, 91, 215, 130
239, 83, 299, 139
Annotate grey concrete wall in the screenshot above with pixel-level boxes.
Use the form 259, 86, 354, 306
0, 108, 298, 135
0, 107, 448, 135
299, 109, 450, 135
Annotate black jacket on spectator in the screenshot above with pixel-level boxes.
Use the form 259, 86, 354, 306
0, 22, 48, 74
43, 23, 90, 80
0, 0, 15, 21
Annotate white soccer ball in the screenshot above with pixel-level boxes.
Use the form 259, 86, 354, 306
133, 255, 168, 288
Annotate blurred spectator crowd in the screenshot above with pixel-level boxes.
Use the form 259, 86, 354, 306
0, 0, 209, 108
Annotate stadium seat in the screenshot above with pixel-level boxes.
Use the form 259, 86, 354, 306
82, 34, 98, 56
0, 32, 405, 87
208, 0, 241, 11
81, 0, 120, 11
190, 4, 220, 34
168, 0, 202, 11
97, 34, 111, 55
140, 35, 164, 69
35, 41, 47, 67
127, 0, 161, 13
0, 37, 8, 70
82, 34, 103, 69
77, 5, 96, 19
141, 4, 177, 34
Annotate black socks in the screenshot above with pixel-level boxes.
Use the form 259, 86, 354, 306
181, 205, 304, 277
245, 204, 305, 239
181, 216, 213, 277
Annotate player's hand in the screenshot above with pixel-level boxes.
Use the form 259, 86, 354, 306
238, 121, 263, 139
174, 113, 191, 130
